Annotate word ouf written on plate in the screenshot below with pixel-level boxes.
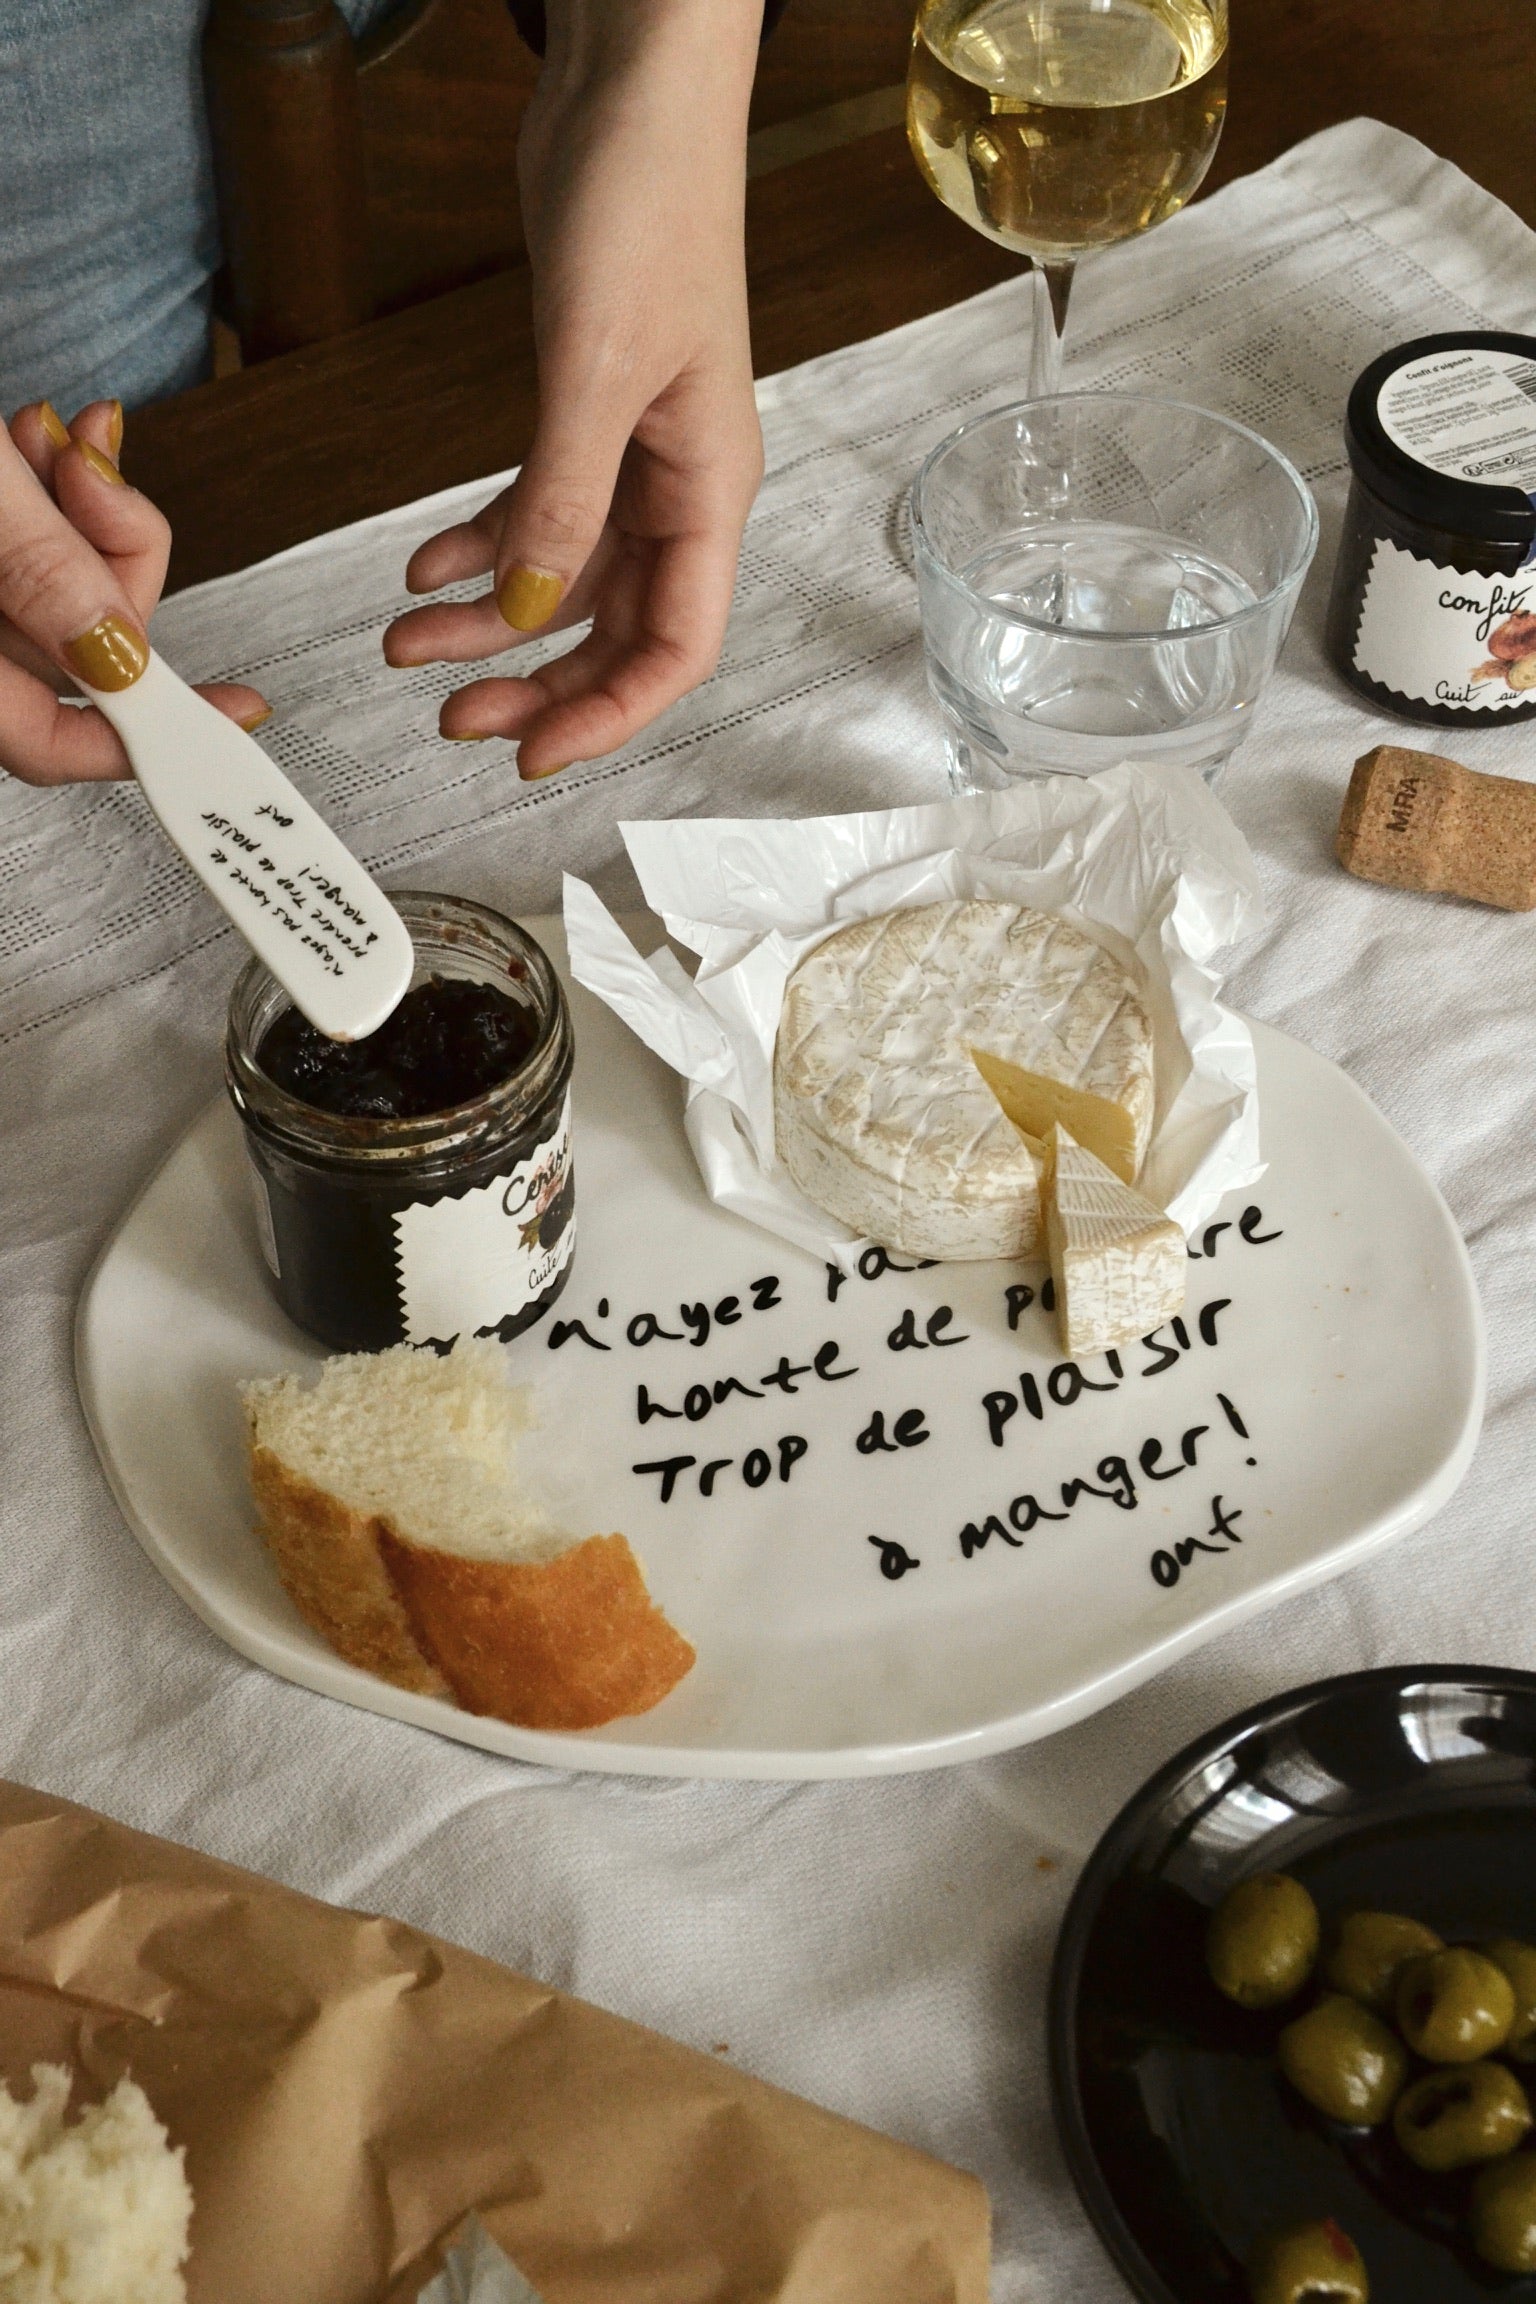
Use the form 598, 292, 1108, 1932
543, 1205, 1284, 1595
202, 806, 380, 980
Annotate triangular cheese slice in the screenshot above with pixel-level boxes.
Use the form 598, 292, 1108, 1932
971, 1045, 1141, 1184
1042, 1124, 1185, 1357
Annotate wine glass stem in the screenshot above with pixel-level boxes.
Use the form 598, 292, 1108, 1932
1026, 258, 1075, 397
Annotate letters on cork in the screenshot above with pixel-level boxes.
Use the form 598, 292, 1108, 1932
1336, 745, 1536, 912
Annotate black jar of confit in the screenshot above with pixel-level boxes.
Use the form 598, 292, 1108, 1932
1326, 331, 1536, 727
227, 892, 575, 1352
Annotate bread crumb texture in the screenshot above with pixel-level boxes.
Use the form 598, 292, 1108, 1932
242, 1336, 553, 1564
0, 2065, 191, 2304
242, 1338, 695, 1731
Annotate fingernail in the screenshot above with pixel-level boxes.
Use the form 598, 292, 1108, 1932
520, 758, 570, 782
497, 565, 564, 631
236, 704, 273, 732
78, 440, 126, 487
37, 401, 70, 450
64, 615, 149, 692
106, 400, 124, 459
444, 730, 493, 743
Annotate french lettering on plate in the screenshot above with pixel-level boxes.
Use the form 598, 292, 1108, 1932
574, 1213, 1282, 1592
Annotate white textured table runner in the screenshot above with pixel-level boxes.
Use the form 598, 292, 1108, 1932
4, 120, 1535, 2302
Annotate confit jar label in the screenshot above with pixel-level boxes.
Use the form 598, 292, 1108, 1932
1376, 346, 1536, 496
391, 1089, 574, 1347
1352, 538, 1536, 715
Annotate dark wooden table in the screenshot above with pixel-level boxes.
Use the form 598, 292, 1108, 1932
126, 0, 1534, 595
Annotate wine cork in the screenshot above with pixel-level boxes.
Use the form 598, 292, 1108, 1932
1336, 746, 1536, 911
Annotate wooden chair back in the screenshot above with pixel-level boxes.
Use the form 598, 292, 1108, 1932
204, 0, 915, 364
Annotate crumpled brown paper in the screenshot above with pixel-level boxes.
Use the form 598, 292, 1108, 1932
0, 1781, 990, 2304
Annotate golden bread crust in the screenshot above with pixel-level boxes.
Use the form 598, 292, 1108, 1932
379, 1531, 697, 1731
247, 1444, 694, 1730
248, 1446, 452, 1699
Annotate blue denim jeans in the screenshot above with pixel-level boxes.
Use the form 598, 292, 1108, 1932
0, 0, 397, 418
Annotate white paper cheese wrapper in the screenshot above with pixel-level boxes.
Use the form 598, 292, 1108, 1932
563, 766, 1265, 1269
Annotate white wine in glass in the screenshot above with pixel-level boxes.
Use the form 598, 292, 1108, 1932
907, 0, 1228, 392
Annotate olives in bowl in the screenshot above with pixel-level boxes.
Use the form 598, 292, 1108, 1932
1248, 2217, 1369, 2304
1470, 2153, 1536, 2274
1323, 1911, 1442, 2013
1207, 1874, 1321, 2009
1488, 1938, 1536, 2062
1392, 2061, 1532, 2172
1211, 1880, 1536, 2280
1048, 1667, 1536, 2304
1395, 1947, 1516, 2064
1276, 1995, 1407, 2126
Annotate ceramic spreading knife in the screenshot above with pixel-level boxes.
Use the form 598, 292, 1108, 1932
79, 648, 414, 1042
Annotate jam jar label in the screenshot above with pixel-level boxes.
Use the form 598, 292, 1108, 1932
1352, 539, 1536, 714
391, 1090, 575, 1347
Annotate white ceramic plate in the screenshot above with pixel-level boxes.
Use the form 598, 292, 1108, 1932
76, 921, 1485, 1780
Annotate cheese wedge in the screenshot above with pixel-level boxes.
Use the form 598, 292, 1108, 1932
971, 1044, 1143, 1185
1042, 1124, 1185, 1357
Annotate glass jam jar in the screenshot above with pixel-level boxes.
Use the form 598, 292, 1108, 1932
1326, 331, 1536, 727
227, 892, 575, 1352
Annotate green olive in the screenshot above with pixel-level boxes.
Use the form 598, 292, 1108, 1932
1207, 1873, 1321, 2008
1471, 2154, 1536, 2274
1277, 1994, 1408, 2125
1487, 1939, 1536, 2061
1395, 1948, 1516, 2063
1391, 2060, 1532, 2171
1248, 2217, 1369, 2304
1322, 1911, 1443, 2012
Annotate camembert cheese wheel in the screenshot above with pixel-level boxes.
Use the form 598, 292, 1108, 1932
773, 901, 1154, 1260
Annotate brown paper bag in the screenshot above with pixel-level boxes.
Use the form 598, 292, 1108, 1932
0, 1780, 990, 2304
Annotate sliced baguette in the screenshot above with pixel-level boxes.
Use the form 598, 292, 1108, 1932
242, 1339, 694, 1732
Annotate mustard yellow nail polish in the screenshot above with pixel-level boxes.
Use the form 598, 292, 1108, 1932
236, 704, 273, 733
64, 615, 149, 693
78, 440, 125, 487
37, 400, 70, 450
444, 730, 493, 743
497, 565, 564, 632
520, 758, 570, 782
106, 400, 124, 459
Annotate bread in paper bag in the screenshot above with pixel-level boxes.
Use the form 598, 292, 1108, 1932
0, 1780, 992, 2304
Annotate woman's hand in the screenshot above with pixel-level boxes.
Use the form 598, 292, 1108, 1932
0, 400, 268, 786
382, 0, 764, 780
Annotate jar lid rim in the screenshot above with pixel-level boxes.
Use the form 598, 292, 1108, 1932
226, 891, 571, 1158
1346, 331, 1536, 551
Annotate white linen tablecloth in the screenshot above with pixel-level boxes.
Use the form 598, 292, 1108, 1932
3, 118, 1535, 2302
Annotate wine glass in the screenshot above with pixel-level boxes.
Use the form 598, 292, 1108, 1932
907, 0, 1229, 395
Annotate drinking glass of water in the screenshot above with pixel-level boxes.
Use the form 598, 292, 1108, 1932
910, 395, 1318, 788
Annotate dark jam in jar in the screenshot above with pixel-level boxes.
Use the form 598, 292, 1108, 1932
258, 976, 540, 1120
227, 895, 575, 1353
1326, 331, 1536, 728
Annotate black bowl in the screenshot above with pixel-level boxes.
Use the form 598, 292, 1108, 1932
1049, 1667, 1536, 2302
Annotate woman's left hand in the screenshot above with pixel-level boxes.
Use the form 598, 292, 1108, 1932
381, 0, 764, 782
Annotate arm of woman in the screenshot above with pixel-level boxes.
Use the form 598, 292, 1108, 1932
0, 401, 268, 786
382, 0, 764, 780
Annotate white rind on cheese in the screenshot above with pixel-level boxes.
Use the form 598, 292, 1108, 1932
1043, 1124, 1185, 1357
773, 901, 1154, 1260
